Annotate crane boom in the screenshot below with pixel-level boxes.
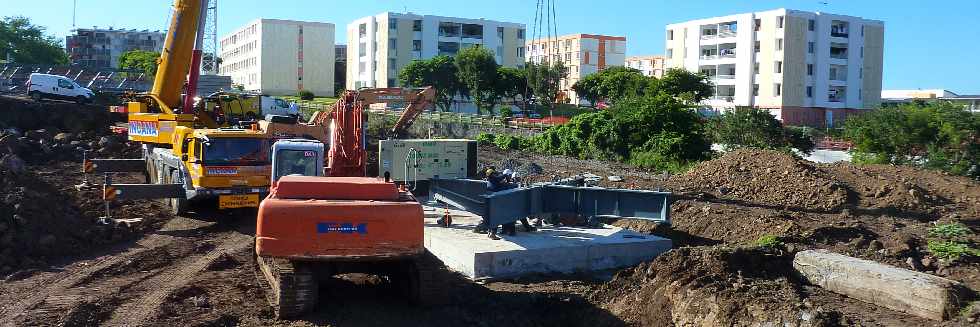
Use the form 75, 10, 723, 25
151, 0, 206, 112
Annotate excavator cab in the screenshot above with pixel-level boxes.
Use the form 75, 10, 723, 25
270, 139, 326, 183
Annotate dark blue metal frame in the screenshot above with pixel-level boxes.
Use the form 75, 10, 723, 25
431, 179, 671, 228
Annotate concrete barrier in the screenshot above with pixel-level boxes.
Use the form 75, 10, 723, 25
793, 249, 968, 321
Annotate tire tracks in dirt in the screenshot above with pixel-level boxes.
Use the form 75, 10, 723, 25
103, 230, 253, 326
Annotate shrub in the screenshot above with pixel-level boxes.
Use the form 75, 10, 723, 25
712, 107, 816, 155
756, 235, 784, 249
499, 106, 513, 118
928, 223, 970, 239
927, 240, 978, 261
493, 134, 520, 150
298, 89, 315, 100
475, 133, 495, 146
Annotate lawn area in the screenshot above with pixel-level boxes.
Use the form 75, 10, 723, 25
280, 95, 338, 106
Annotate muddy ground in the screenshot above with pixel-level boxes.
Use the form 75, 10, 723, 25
1, 98, 978, 326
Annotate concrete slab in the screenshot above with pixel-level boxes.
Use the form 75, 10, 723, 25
422, 205, 672, 280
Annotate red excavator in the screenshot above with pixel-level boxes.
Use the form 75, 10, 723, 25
254, 88, 440, 318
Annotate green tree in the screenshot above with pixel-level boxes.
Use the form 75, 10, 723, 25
496, 66, 527, 104
399, 55, 461, 112
526, 61, 568, 108
844, 102, 979, 178
652, 68, 714, 104
455, 46, 501, 115
118, 49, 160, 76
712, 107, 815, 154
0, 16, 68, 65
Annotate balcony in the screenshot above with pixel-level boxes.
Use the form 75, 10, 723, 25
719, 47, 736, 58
831, 21, 850, 38
829, 87, 847, 103
701, 21, 737, 39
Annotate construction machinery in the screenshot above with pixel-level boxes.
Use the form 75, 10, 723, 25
87, 0, 321, 214
254, 89, 440, 318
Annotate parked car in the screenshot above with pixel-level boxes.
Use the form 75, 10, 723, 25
26, 73, 95, 104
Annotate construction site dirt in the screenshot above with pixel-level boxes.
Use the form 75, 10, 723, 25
0, 98, 978, 326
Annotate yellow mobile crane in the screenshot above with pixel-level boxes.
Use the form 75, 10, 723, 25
90, 0, 278, 214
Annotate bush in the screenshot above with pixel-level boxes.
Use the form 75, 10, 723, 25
927, 240, 978, 261
844, 102, 979, 178
298, 90, 315, 101
756, 235, 784, 249
475, 133, 495, 146
929, 223, 970, 239
493, 134, 520, 150
712, 107, 816, 155
499, 106, 513, 118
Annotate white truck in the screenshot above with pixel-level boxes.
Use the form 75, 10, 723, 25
26, 73, 95, 104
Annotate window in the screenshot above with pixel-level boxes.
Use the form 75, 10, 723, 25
58, 79, 74, 88
774, 61, 782, 74
754, 18, 761, 31
754, 62, 760, 74
776, 16, 784, 28
861, 25, 865, 36
774, 83, 782, 96
859, 88, 862, 100
830, 43, 848, 59
388, 78, 396, 87
807, 64, 813, 76
808, 19, 815, 31
807, 86, 813, 98
859, 68, 863, 78
461, 24, 483, 39
438, 22, 460, 37
775, 38, 783, 51
413, 20, 422, 32
438, 41, 459, 55
753, 84, 760, 96
389, 18, 398, 30
517, 29, 525, 39
388, 38, 396, 53
754, 40, 761, 53
388, 58, 396, 70
666, 48, 673, 58
808, 42, 814, 54
412, 40, 422, 51
667, 29, 673, 40
358, 42, 366, 57
517, 46, 525, 58
684, 47, 688, 58
497, 27, 504, 38
359, 23, 367, 37
860, 46, 864, 58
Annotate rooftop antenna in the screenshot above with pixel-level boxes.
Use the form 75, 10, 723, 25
72, 0, 77, 28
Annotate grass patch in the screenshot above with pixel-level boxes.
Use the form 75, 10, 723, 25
280, 96, 338, 106
755, 235, 784, 249
928, 223, 970, 239
927, 240, 978, 261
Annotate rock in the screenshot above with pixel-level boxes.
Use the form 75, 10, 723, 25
718, 186, 731, 195
795, 250, 970, 321
25, 129, 51, 141
607, 175, 624, 182
38, 234, 57, 247
906, 257, 922, 271
0, 154, 26, 174
53, 132, 74, 143
867, 240, 883, 252
921, 256, 934, 269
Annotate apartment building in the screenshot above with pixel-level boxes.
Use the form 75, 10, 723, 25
527, 34, 626, 105
347, 12, 525, 89
625, 55, 666, 78
65, 28, 165, 68
219, 19, 335, 96
665, 9, 884, 127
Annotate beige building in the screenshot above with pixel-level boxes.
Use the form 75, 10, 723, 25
347, 12, 525, 90
527, 34, 626, 105
219, 19, 335, 96
625, 55, 666, 78
666, 9, 884, 127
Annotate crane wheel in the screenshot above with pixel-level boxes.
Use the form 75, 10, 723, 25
169, 170, 188, 215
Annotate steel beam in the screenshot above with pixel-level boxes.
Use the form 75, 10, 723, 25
105, 183, 185, 200
431, 178, 671, 228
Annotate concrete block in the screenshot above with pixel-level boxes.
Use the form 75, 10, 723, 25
793, 249, 968, 321
423, 206, 672, 280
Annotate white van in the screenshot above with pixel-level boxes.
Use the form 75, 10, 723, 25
27, 73, 95, 104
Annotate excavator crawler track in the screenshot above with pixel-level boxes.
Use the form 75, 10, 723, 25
407, 251, 448, 305
255, 255, 318, 319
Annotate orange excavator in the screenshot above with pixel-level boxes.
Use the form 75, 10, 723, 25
254, 87, 439, 318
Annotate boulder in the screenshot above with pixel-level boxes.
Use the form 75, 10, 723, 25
53, 132, 74, 143
0, 154, 26, 174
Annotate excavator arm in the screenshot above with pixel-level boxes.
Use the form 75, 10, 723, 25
389, 87, 435, 136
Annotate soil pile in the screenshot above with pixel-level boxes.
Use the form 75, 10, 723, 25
665, 149, 848, 212
0, 95, 117, 133
592, 246, 836, 326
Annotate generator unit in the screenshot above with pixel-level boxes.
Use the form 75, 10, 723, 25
379, 139, 477, 183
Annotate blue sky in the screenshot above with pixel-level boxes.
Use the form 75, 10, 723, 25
5, 0, 979, 94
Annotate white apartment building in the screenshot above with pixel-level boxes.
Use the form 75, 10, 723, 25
666, 9, 884, 127
625, 55, 666, 78
219, 19, 335, 96
347, 12, 526, 90
527, 34, 626, 105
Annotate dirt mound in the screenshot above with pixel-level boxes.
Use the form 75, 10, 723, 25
592, 246, 834, 326
0, 95, 118, 133
666, 149, 848, 212
820, 163, 980, 219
